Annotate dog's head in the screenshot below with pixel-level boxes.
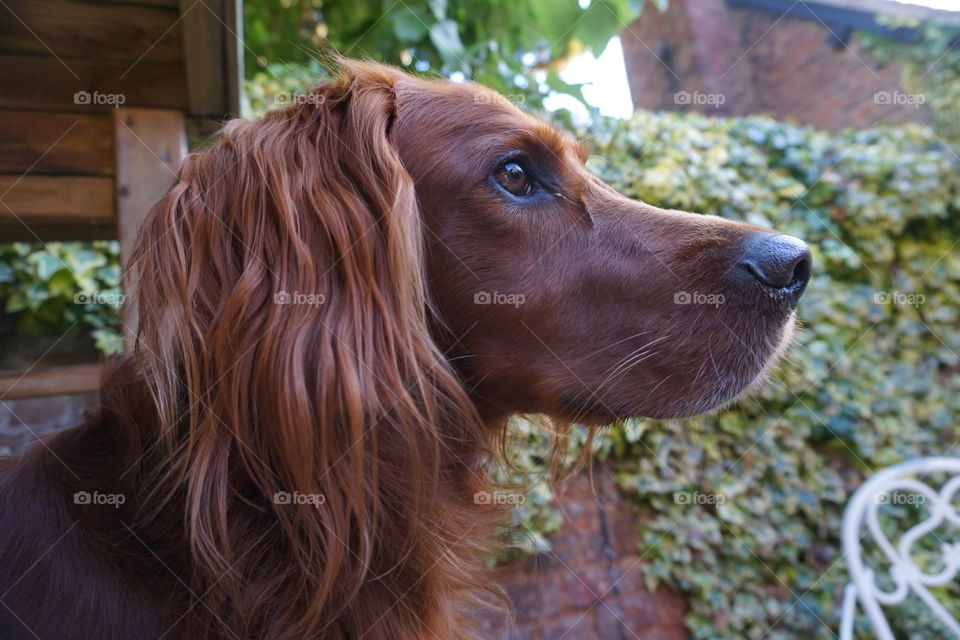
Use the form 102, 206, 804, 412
128, 58, 811, 637
386, 63, 810, 422
138, 59, 810, 429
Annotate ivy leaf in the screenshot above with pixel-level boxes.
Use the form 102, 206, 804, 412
5, 291, 27, 313
93, 328, 124, 356
575, 0, 633, 54
65, 249, 107, 274
27, 252, 63, 281
47, 270, 75, 297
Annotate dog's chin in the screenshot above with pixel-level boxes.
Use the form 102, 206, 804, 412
566, 315, 797, 424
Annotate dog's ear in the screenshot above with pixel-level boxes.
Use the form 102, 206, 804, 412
129, 63, 489, 637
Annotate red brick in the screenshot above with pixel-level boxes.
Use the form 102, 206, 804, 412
542, 613, 596, 640
508, 574, 564, 622
488, 471, 688, 639
621, 0, 933, 130
595, 600, 631, 638
562, 564, 611, 608
610, 556, 647, 595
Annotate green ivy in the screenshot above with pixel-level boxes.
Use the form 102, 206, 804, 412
0, 241, 124, 357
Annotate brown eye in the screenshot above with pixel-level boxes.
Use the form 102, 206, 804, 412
494, 161, 535, 196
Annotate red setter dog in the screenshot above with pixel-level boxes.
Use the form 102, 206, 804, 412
0, 60, 810, 639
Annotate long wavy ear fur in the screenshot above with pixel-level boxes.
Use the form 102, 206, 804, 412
129, 60, 501, 639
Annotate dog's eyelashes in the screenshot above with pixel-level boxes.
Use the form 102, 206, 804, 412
493, 160, 536, 197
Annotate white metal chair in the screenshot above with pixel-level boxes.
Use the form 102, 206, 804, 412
841, 457, 960, 640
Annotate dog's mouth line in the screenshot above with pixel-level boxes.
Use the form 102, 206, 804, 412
558, 394, 635, 422
556, 314, 797, 423
723, 313, 797, 403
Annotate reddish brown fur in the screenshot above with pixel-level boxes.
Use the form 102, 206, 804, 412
0, 60, 804, 639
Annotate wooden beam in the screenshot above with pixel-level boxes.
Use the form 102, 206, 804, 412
95, 0, 178, 7
0, 221, 115, 242
0, 0, 182, 65
222, 0, 244, 117
0, 363, 103, 399
0, 176, 114, 224
0, 111, 114, 175
114, 108, 187, 345
179, 0, 243, 117
0, 55, 188, 112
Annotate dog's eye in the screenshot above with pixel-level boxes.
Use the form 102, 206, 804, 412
493, 161, 536, 197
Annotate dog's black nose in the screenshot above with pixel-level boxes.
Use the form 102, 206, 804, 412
738, 233, 812, 303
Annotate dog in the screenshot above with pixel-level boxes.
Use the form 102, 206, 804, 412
0, 60, 810, 639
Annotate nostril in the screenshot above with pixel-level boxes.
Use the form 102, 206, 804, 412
739, 233, 812, 295
790, 254, 811, 287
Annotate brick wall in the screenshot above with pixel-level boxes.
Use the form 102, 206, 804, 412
620, 0, 702, 113
479, 470, 688, 640
621, 0, 934, 130
1, 395, 690, 638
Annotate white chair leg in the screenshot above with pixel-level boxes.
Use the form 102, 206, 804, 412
840, 583, 857, 640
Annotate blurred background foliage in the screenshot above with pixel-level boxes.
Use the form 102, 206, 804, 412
0, 242, 123, 368
862, 18, 960, 145
3, 1, 960, 638
243, 0, 656, 114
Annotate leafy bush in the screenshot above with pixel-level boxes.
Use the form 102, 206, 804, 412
0, 241, 124, 358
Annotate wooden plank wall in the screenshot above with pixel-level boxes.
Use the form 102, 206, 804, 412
0, 0, 188, 241
0, 110, 117, 240
0, 0, 187, 113
0, 363, 104, 399
0, 0, 201, 395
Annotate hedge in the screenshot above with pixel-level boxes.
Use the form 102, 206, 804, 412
2, 108, 960, 638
